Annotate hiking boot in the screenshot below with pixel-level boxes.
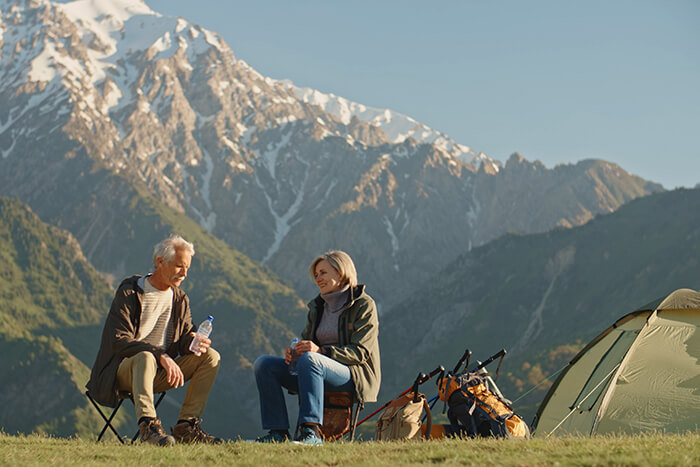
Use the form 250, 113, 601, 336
171, 418, 224, 444
293, 424, 323, 446
139, 418, 175, 446
255, 430, 290, 443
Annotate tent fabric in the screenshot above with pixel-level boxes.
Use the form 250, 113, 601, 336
532, 289, 700, 437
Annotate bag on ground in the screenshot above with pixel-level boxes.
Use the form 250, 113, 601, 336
437, 372, 530, 439
375, 392, 432, 441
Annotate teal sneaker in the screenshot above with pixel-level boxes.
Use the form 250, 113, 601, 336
292, 425, 323, 446
255, 430, 289, 443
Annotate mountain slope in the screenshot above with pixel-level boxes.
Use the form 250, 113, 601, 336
0, 0, 662, 310
0, 193, 305, 438
379, 188, 700, 421
0, 197, 121, 437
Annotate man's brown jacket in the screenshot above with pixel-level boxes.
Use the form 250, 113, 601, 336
86, 275, 196, 407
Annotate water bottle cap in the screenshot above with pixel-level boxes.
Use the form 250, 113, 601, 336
207, 315, 214, 321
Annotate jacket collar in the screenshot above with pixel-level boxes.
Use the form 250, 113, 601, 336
122, 274, 184, 300
309, 284, 365, 313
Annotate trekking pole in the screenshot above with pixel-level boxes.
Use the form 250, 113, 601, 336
452, 348, 472, 374
412, 372, 426, 403
468, 349, 506, 376
344, 365, 444, 434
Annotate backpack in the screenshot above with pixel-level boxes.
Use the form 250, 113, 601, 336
376, 392, 432, 441
437, 372, 530, 439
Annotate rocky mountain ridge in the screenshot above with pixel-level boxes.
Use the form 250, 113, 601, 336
0, 0, 663, 307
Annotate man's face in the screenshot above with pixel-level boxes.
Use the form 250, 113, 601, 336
156, 248, 192, 289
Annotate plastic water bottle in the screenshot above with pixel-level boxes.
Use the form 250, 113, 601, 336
288, 337, 299, 375
190, 315, 214, 356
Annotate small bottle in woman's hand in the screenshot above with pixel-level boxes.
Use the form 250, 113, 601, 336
288, 337, 299, 375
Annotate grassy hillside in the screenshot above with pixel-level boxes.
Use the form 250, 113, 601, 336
0, 198, 123, 437
1, 433, 699, 466
378, 188, 700, 423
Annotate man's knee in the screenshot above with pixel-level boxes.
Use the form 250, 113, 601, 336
131, 351, 158, 371
202, 347, 220, 368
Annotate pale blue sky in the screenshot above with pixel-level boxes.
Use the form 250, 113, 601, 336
146, 0, 699, 189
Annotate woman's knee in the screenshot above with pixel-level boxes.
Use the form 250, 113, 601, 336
254, 354, 278, 376
296, 352, 323, 371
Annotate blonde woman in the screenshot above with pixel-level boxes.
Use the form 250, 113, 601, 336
254, 251, 381, 444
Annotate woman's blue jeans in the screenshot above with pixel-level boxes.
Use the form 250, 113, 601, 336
254, 352, 354, 430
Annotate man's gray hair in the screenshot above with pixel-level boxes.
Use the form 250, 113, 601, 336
153, 235, 195, 267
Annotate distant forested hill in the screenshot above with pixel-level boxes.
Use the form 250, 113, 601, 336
378, 188, 700, 421
0, 197, 115, 436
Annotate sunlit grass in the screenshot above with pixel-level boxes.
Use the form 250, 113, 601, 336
1, 432, 698, 466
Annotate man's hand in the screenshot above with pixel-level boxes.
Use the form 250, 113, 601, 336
295, 340, 320, 355
189, 332, 211, 356
159, 353, 184, 388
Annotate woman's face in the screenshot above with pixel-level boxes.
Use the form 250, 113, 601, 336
314, 259, 343, 294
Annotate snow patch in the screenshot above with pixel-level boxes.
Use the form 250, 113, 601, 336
382, 216, 399, 256
382, 215, 400, 272
221, 136, 237, 152
258, 158, 310, 263
28, 43, 58, 83
259, 132, 292, 180
150, 32, 172, 54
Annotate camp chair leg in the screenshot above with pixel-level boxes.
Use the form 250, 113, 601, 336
349, 401, 363, 441
130, 392, 167, 443
86, 392, 126, 444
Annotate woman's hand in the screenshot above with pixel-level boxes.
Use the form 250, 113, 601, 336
295, 340, 320, 355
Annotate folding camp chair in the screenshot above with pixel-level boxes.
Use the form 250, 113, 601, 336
85, 391, 166, 444
319, 390, 363, 442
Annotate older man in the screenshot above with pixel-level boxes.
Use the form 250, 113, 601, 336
87, 235, 221, 445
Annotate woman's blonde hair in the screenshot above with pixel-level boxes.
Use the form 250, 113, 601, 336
309, 250, 358, 288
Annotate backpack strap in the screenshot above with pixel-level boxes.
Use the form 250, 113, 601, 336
421, 396, 432, 440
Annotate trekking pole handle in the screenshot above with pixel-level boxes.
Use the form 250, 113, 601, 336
453, 348, 472, 373
471, 349, 507, 373
412, 372, 426, 402
418, 365, 445, 385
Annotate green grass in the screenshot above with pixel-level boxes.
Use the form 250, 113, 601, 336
1, 433, 699, 466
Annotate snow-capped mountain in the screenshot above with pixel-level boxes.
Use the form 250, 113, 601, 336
285, 82, 498, 170
0, 0, 662, 306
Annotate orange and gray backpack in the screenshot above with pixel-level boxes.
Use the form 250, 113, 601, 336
430, 349, 530, 439
437, 372, 530, 438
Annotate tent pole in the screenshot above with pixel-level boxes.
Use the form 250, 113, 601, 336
545, 363, 620, 438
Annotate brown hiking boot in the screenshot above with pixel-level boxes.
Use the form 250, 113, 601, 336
139, 418, 175, 446
172, 418, 223, 444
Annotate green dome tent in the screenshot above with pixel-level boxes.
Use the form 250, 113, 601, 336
532, 288, 700, 437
